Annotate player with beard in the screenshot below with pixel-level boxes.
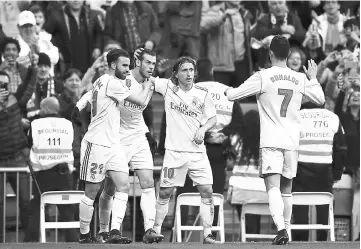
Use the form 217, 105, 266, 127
76, 49, 163, 243
77, 49, 153, 244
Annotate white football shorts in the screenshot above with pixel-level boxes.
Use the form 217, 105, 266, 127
259, 147, 298, 179
123, 137, 153, 171
80, 139, 128, 183
160, 150, 213, 188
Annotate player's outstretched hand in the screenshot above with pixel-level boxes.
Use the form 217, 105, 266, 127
194, 127, 206, 145
134, 48, 144, 60
146, 132, 158, 155
303, 59, 318, 80
71, 106, 82, 126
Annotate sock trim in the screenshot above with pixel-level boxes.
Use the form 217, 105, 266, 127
81, 195, 94, 206
142, 187, 155, 193
114, 192, 128, 201
157, 197, 170, 205
100, 191, 113, 200
201, 197, 213, 205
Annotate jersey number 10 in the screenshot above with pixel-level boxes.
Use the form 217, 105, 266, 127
278, 89, 293, 117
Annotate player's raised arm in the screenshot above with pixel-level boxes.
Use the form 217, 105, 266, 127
302, 59, 325, 106
224, 72, 262, 101
76, 90, 92, 111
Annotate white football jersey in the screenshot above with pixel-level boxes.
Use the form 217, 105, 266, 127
196, 81, 233, 133
227, 66, 325, 150
118, 72, 153, 144
154, 78, 216, 152
84, 74, 131, 147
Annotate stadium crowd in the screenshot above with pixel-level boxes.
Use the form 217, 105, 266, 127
0, 0, 359, 244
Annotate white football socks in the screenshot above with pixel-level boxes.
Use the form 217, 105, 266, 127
153, 196, 170, 234
200, 197, 214, 237
140, 188, 156, 231
99, 191, 113, 233
110, 192, 128, 231
79, 195, 94, 235
282, 193, 292, 230
268, 187, 285, 231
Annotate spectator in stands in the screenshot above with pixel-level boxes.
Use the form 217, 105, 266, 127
287, 1, 322, 31
252, 0, 306, 68
292, 100, 347, 241
44, 0, 103, 74
0, 58, 38, 242
25, 53, 62, 122
29, 4, 46, 33
17, 11, 58, 76
342, 18, 360, 51
200, 1, 253, 87
253, 0, 306, 45
335, 79, 360, 241
0, 1, 30, 38
0, 24, 5, 56
58, 68, 83, 187
24, 97, 77, 242
104, 1, 161, 55
0, 37, 34, 94
287, 47, 306, 72
160, 1, 202, 61
58, 68, 82, 121
324, 51, 358, 112
309, 0, 347, 56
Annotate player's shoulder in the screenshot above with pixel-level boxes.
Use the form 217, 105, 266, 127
194, 84, 208, 92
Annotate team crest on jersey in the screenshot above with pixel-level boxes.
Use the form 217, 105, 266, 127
172, 86, 179, 93
192, 97, 203, 110
126, 79, 131, 88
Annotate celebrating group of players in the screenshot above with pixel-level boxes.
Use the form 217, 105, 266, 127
73, 35, 325, 245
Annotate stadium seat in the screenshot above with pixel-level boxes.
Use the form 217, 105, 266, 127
290, 192, 335, 241
40, 191, 84, 243
173, 193, 225, 243
240, 202, 275, 242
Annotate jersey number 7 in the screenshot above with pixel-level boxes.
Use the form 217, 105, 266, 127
278, 89, 293, 117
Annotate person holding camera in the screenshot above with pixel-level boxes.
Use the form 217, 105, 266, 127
0, 57, 38, 241
24, 97, 77, 242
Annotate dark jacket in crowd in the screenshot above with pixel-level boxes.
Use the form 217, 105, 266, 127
335, 91, 360, 175
253, 12, 306, 47
0, 66, 38, 159
104, 1, 161, 52
44, 4, 103, 71
0, 24, 5, 64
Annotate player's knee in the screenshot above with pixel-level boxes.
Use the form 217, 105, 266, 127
264, 174, 280, 192
139, 178, 154, 189
158, 187, 173, 199
114, 182, 130, 193
85, 183, 101, 200
104, 185, 116, 196
198, 184, 213, 198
